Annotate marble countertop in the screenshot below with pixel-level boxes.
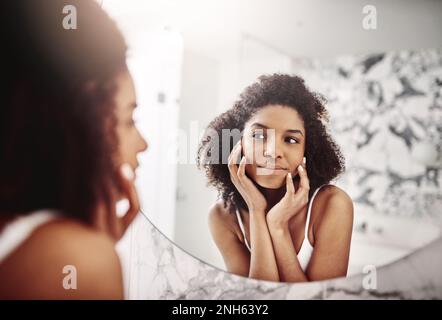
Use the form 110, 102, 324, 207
118, 214, 442, 300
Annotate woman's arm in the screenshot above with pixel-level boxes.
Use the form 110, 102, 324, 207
210, 141, 280, 282
268, 189, 353, 282
303, 189, 353, 281
266, 164, 353, 282
267, 222, 308, 282
209, 203, 250, 276
248, 208, 280, 281
208, 204, 279, 282
266, 166, 310, 282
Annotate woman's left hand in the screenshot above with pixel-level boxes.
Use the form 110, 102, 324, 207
266, 160, 310, 228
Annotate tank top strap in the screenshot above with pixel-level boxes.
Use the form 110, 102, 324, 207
235, 208, 251, 251
304, 184, 331, 239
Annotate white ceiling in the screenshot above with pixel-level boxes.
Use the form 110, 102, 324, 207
103, 0, 442, 61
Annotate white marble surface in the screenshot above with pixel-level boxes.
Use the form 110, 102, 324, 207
117, 213, 442, 300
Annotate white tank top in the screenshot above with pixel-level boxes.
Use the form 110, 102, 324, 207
0, 210, 59, 263
235, 184, 329, 272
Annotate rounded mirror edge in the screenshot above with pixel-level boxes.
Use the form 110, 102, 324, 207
119, 210, 442, 299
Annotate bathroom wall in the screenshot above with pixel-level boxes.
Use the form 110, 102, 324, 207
292, 49, 442, 223
291, 49, 442, 274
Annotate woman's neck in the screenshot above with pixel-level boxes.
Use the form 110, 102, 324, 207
259, 178, 300, 211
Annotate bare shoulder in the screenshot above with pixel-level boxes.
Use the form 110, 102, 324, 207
207, 201, 250, 276
313, 185, 354, 228
208, 201, 237, 230
0, 218, 123, 299
208, 200, 242, 241
316, 185, 353, 207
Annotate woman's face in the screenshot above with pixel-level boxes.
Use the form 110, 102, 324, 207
114, 70, 148, 174
242, 105, 305, 189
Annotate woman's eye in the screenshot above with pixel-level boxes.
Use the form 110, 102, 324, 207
252, 132, 265, 140
286, 137, 299, 144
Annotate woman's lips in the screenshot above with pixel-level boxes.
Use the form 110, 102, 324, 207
256, 166, 288, 176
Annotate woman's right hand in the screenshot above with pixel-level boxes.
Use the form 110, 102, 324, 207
228, 140, 267, 213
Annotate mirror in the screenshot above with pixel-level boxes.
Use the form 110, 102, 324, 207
103, 0, 442, 282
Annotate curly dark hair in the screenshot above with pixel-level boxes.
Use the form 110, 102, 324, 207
0, 0, 127, 223
197, 74, 345, 214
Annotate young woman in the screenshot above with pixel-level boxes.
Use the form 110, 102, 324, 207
0, 1, 147, 298
198, 74, 354, 283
